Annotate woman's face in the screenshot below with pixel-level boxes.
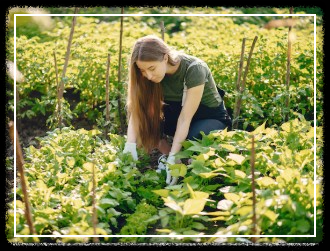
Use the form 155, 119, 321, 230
136, 55, 168, 83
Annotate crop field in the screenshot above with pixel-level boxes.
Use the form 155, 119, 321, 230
5, 6, 323, 245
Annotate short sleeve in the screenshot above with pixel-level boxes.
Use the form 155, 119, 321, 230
184, 61, 209, 89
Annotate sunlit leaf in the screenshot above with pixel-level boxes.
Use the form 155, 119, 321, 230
224, 193, 240, 204
220, 144, 236, 152
199, 172, 219, 179
257, 177, 276, 187
196, 153, 209, 161
235, 170, 246, 179
227, 153, 245, 165
263, 209, 278, 222
236, 206, 252, 216
183, 198, 206, 215
83, 162, 94, 172
217, 199, 234, 211
251, 121, 267, 135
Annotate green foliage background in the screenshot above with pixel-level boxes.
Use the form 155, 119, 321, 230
6, 6, 324, 244
6, 6, 323, 132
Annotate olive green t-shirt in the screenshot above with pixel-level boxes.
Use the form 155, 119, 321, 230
160, 54, 222, 108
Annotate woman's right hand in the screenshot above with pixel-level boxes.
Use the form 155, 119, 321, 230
123, 142, 138, 161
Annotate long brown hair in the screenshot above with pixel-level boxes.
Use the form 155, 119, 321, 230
127, 35, 180, 152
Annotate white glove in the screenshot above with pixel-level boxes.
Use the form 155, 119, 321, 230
157, 152, 178, 185
123, 142, 138, 161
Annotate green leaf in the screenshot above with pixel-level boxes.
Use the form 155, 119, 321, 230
191, 160, 212, 174
99, 198, 119, 208
296, 219, 310, 233
170, 163, 187, 177
152, 189, 169, 198
191, 222, 206, 230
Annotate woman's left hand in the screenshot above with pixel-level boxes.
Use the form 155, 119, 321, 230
165, 152, 178, 185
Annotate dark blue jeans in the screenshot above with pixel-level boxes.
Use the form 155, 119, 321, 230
162, 100, 232, 140
187, 119, 227, 140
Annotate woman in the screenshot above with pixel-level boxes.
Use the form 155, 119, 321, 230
123, 35, 231, 185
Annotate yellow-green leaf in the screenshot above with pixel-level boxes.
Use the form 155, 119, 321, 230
210, 216, 227, 221
199, 172, 219, 179
66, 157, 75, 167
227, 153, 245, 165
156, 229, 172, 233
152, 189, 169, 198
183, 199, 206, 215
220, 144, 236, 152
224, 193, 240, 204
83, 162, 94, 172
236, 206, 252, 216
196, 153, 209, 161
194, 191, 209, 200
257, 177, 276, 187
235, 169, 246, 179
200, 211, 230, 216
263, 209, 278, 222
251, 121, 267, 135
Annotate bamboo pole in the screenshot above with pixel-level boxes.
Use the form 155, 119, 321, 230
285, 7, 293, 122
105, 53, 111, 139
117, 7, 125, 134
241, 36, 258, 91
232, 36, 258, 130
8, 121, 36, 234
232, 38, 246, 129
160, 21, 165, 41
56, 7, 79, 128
53, 50, 59, 97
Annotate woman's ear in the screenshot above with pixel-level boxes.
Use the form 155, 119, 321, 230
164, 54, 168, 62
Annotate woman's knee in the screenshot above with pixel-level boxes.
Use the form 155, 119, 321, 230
187, 119, 225, 140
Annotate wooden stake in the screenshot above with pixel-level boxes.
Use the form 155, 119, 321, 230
285, 7, 293, 122
105, 53, 111, 139
233, 36, 258, 130
160, 21, 165, 41
233, 38, 246, 129
8, 121, 36, 235
117, 7, 125, 134
56, 7, 79, 128
53, 50, 59, 97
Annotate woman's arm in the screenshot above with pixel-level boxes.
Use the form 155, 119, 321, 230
170, 84, 205, 154
127, 114, 137, 143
